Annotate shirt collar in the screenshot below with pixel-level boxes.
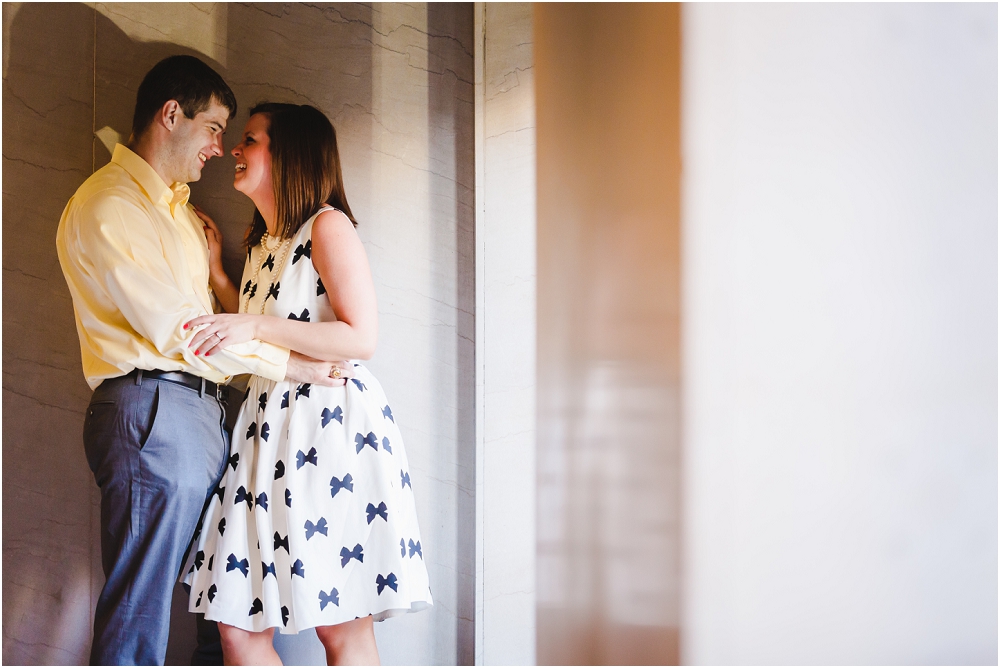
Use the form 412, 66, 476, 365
111, 144, 189, 210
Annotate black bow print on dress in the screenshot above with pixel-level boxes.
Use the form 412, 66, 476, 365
291, 559, 306, 578
265, 283, 280, 303
226, 554, 249, 577
285, 488, 292, 507
262, 562, 276, 578
218, 518, 226, 535
292, 240, 312, 264
274, 532, 289, 552
281, 391, 290, 408
366, 502, 388, 524
400, 470, 411, 488
274, 460, 285, 479
281, 606, 289, 626
242, 279, 253, 295
382, 437, 392, 454
228, 453, 239, 471
317, 277, 326, 295
351, 379, 367, 392
249, 598, 264, 616
340, 543, 364, 567
330, 473, 354, 498
246, 422, 256, 439
258, 392, 267, 411
355, 432, 378, 453
262, 253, 275, 272
321, 406, 343, 427
376, 573, 398, 595
318, 587, 340, 610
382, 405, 394, 422
260, 422, 270, 442
305, 517, 329, 539
408, 539, 423, 559
194, 550, 205, 569
234, 486, 254, 510
297, 447, 318, 469
296, 383, 311, 399
208, 584, 217, 602
255, 492, 268, 511
208, 555, 214, 571
288, 308, 310, 322
214, 486, 225, 503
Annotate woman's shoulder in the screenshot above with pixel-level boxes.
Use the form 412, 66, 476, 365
310, 207, 358, 246
313, 206, 353, 230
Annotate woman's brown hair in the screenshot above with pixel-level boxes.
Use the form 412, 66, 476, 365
245, 102, 357, 249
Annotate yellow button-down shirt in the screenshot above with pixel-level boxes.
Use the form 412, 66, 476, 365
56, 144, 288, 390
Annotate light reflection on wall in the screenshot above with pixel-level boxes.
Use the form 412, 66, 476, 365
95, 2, 228, 67
535, 4, 681, 665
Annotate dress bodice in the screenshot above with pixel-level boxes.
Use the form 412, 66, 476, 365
239, 207, 337, 325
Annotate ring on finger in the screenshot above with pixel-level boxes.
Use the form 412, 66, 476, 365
329, 365, 342, 379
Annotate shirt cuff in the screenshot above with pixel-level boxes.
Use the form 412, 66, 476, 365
226, 340, 289, 382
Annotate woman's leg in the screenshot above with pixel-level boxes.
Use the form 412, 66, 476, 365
315, 616, 380, 666
218, 623, 282, 666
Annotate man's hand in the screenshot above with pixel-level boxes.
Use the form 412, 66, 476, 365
285, 351, 355, 387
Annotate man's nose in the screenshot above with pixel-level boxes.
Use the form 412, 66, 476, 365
212, 134, 224, 157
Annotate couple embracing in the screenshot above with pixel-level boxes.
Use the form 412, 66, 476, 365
56, 55, 431, 666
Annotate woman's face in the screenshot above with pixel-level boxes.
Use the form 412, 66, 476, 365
231, 113, 272, 200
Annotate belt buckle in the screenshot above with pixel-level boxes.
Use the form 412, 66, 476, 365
216, 384, 227, 402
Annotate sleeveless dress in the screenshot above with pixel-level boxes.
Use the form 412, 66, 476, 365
185, 208, 432, 634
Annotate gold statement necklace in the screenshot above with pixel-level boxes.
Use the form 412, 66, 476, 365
242, 231, 292, 314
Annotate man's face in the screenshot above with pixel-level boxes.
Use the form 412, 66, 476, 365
165, 98, 229, 184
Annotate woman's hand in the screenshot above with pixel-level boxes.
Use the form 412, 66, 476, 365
185, 313, 260, 356
192, 205, 226, 280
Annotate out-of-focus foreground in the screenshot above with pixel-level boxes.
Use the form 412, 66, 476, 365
536, 3, 996, 665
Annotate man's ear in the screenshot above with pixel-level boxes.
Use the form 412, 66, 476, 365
158, 100, 182, 132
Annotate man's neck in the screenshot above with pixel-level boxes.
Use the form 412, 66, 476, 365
127, 137, 177, 188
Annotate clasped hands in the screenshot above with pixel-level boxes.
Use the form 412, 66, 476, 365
184, 313, 353, 387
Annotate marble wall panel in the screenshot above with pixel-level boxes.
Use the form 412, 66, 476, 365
2, 3, 100, 665
475, 3, 536, 665
5, 3, 474, 664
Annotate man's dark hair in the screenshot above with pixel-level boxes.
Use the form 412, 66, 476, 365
131, 55, 237, 139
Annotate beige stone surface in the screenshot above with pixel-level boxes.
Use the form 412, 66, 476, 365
3, 3, 100, 665
5, 3, 474, 664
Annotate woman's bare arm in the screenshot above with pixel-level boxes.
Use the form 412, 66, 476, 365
252, 209, 378, 360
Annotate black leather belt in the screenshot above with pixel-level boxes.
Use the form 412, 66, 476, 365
127, 368, 227, 401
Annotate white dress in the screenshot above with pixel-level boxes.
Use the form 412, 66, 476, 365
185, 208, 432, 633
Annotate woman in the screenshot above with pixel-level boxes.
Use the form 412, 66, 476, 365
183, 103, 432, 665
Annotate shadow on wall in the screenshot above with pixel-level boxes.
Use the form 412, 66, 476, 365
425, 4, 476, 664
5, 3, 475, 665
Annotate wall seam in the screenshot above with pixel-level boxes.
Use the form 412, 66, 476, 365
473, 2, 487, 664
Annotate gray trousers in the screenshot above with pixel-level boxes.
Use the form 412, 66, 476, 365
83, 371, 229, 665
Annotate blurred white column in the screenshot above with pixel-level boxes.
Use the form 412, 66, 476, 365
682, 4, 998, 664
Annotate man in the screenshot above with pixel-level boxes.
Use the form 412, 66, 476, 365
56, 55, 344, 665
